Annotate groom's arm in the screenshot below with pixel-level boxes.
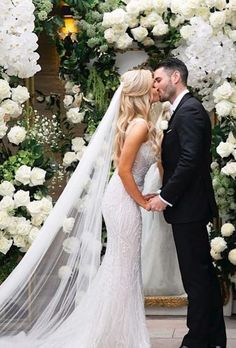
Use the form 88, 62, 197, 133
160, 104, 206, 206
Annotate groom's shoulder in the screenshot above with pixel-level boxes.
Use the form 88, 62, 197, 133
181, 94, 208, 115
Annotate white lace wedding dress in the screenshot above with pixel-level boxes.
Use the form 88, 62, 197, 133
0, 119, 156, 348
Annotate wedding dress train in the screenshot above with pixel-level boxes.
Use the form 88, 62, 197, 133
0, 118, 156, 347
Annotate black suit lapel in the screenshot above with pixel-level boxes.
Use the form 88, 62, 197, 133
168, 93, 192, 126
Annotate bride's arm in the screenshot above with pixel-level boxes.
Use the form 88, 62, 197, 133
117, 122, 150, 211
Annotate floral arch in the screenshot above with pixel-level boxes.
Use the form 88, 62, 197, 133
0, 0, 235, 297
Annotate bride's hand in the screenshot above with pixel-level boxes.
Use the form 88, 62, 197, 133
140, 201, 151, 211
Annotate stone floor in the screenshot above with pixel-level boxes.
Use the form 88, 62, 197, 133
147, 316, 236, 348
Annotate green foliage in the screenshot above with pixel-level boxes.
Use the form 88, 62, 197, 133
0, 247, 22, 284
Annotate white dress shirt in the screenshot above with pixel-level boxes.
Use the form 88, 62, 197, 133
159, 89, 189, 207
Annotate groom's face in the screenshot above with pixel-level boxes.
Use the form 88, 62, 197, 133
153, 68, 176, 103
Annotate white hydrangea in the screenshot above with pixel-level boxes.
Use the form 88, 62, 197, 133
210, 236, 227, 253
221, 223, 235, 237
7, 126, 26, 145
228, 249, 236, 265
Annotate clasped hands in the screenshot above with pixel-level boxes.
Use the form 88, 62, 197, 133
143, 193, 167, 212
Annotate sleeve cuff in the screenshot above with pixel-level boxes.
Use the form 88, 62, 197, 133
157, 190, 173, 207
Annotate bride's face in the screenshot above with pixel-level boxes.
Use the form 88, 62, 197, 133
149, 84, 160, 104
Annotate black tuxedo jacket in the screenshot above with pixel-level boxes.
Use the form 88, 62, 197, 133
161, 93, 218, 224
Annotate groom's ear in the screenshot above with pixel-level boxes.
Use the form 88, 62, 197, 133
171, 70, 181, 85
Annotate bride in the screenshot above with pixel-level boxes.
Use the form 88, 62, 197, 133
0, 69, 161, 347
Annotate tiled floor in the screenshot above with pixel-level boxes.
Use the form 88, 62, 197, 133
147, 316, 236, 348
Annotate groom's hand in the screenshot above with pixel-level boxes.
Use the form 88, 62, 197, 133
143, 193, 157, 201
149, 195, 167, 212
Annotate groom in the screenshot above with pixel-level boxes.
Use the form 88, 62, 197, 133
149, 58, 226, 348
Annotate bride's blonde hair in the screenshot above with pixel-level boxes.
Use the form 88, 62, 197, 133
114, 69, 159, 166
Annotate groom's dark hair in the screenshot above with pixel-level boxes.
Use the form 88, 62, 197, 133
155, 57, 188, 86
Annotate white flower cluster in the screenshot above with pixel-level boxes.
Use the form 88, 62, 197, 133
0, 79, 29, 142
64, 81, 85, 124
173, 17, 236, 111
102, 1, 169, 50
216, 132, 236, 179
0, 0, 41, 78
63, 137, 87, 167
213, 81, 236, 119
0, 180, 53, 254
15, 165, 46, 187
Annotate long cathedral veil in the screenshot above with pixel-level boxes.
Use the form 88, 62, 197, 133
0, 86, 122, 340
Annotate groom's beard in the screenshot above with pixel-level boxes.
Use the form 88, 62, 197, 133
159, 84, 176, 103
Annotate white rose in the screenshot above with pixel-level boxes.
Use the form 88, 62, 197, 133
209, 11, 226, 28
227, 131, 236, 144
221, 162, 236, 179
230, 107, 236, 119
210, 248, 223, 260
66, 108, 85, 124
140, 12, 161, 28
1, 99, 22, 118
0, 196, 15, 212
0, 123, 8, 139
15, 165, 31, 185
142, 37, 155, 46
213, 81, 234, 102
160, 120, 169, 130
230, 89, 236, 103
180, 25, 193, 40
131, 26, 148, 42
0, 236, 12, 255
195, 7, 210, 20
228, 249, 236, 265
76, 148, 86, 161
116, 33, 133, 50
40, 197, 53, 215
13, 235, 27, 248
28, 227, 40, 243
27, 200, 42, 216
72, 137, 85, 153
216, 141, 234, 158
152, 22, 169, 36
127, 14, 139, 28
65, 81, 74, 94
31, 214, 45, 227
104, 8, 127, 26
63, 95, 73, 108
0, 181, 15, 197
210, 236, 227, 253
63, 152, 77, 167
210, 161, 219, 170
63, 237, 80, 254
227, 29, 236, 41
0, 211, 10, 229
6, 217, 19, 235
170, 15, 185, 28
15, 217, 31, 235
215, 100, 233, 117
205, 0, 227, 10
30, 167, 46, 186
11, 86, 30, 104
14, 190, 30, 208
58, 265, 72, 280
7, 126, 26, 145
63, 217, 75, 234
126, 1, 142, 16
0, 79, 11, 102
71, 85, 80, 94
104, 28, 117, 43
221, 223, 235, 237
